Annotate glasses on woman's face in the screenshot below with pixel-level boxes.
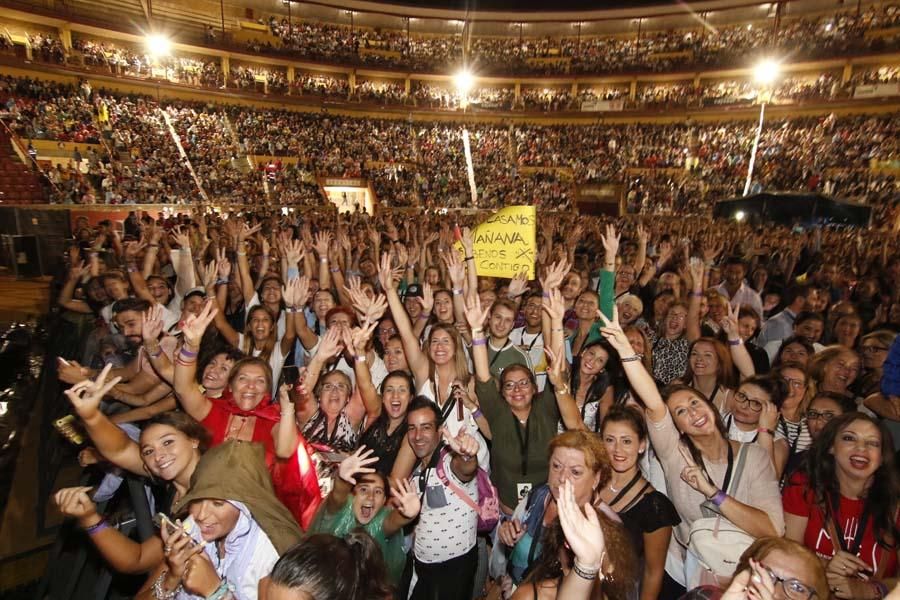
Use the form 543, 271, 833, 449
759, 563, 817, 600
861, 345, 889, 355
734, 391, 764, 412
782, 376, 806, 390
805, 409, 837, 423
503, 379, 531, 392
321, 382, 349, 393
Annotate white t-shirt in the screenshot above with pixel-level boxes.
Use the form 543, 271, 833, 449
509, 327, 547, 391
246, 292, 287, 340
238, 333, 286, 395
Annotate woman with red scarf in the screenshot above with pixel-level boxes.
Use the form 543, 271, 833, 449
174, 300, 321, 529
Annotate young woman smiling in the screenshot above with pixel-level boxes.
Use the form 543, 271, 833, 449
783, 413, 900, 599
599, 406, 679, 600
598, 307, 783, 596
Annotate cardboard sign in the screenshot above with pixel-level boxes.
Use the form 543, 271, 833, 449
463, 206, 536, 280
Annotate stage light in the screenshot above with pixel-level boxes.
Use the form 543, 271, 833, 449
735, 211, 746, 222
146, 34, 172, 57
454, 69, 474, 94
753, 59, 780, 86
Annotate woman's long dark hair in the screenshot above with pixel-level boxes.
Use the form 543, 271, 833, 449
570, 340, 621, 431
660, 384, 729, 473
804, 412, 900, 549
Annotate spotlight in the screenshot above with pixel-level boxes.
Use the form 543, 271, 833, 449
454, 69, 474, 94
146, 34, 172, 57
753, 59, 780, 86
735, 211, 746, 222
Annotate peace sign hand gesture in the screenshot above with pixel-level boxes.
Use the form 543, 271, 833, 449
597, 305, 634, 357
64, 363, 122, 421
720, 302, 741, 341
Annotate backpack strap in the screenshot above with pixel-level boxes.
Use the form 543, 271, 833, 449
434, 447, 479, 512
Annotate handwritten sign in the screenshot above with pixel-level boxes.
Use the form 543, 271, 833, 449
464, 205, 536, 280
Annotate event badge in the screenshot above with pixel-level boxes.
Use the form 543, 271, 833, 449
426, 485, 449, 508
516, 483, 533, 502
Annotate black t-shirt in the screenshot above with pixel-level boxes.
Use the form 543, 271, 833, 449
618, 489, 681, 559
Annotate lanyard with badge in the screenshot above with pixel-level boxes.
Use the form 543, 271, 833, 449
513, 413, 531, 500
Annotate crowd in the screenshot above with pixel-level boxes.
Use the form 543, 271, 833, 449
48, 203, 900, 599
252, 6, 900, 76
0, 74, 897, 221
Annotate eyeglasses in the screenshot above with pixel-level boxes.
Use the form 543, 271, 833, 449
782, 377, 806, 389
378, 327, 398, 336
321, 383, 349, 393
805, 409, 837, 422
759, 563, 817, 600
503, 379, 532, 391
861, 345, 889, 354
734, 391, 764, 412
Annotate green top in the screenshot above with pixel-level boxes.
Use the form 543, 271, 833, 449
584, 269, 615, 348
487, 341, 533, 380
475, 378, 561, 508
309, 495, 406, 583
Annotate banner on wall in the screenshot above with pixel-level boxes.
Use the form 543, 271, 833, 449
459, 205, 536, 279
853, 83, 900, 99
581, 99, 625, 112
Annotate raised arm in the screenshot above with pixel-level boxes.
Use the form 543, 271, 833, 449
545, 289, 585, 430
64, 364, 144, 475
59, 254, 93, 314
173, 301, 216, 422
464, 294, 493, 383
141, 305, 174, 385
598, 307, 668, 422
720, 303, 756, 380
273, 384, 300, 459
279, 276, 303, 355
686, 259, 705, 343
236, 222, 262, 306
314, 231, 333, 293
383, 477, 422, 537
460, 227, 478, 303
443, 249, 469, 330
380, 253, 429, 385
124, 241, 155, 305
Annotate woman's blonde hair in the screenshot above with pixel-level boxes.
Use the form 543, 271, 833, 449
733, 537, 828, 600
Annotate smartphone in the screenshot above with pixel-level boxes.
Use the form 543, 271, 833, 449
153, 512, 180, 537
281, 365, 300, 387
54, 415, 85, 445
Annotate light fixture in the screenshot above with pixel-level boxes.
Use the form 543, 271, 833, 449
146, 33, 172, 57
753, 58, 780, 85
735, 211, 746, 222
454, 69, 474, 94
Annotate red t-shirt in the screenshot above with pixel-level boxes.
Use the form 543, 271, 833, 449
783, 471, 898, 576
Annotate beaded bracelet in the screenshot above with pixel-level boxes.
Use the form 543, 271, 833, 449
152, 570, 179, 600
620, 354, 643, 363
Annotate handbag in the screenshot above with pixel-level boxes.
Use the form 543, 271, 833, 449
684, 442, 755, 589
435, 447, 500, 533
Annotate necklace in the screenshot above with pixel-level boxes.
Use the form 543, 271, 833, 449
608, 482, 620, 493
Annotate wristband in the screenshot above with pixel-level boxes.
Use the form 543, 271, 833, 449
541, 292, 551, 298
126, 264, 138, 273
148, 244, 160, 248
472, 337, 487, 346
215, 277, 229, 286
620, 354, 643, 362
262, 254, 270, 259
205, 580, 235, 600
147, 346, 163, 359
690, 291, 704, 297
452, 288, 464, 296
572, 559, 601, 580
355, 355, 367, 363
84, 518, 108, 535
237, 251, 246, 256
710, 489, 728, 507
465, 256, 474, 261
179, 347, 198, 358
418, 313, 430, 320
471, 408, 483, 419
873, 581, 888, 598
555, 384, 570, 396
285, 307, 297, 313
287, 266, 299, 279
727, 339, 742, 346
319, 258, 328, 263
757, 427, 774, 437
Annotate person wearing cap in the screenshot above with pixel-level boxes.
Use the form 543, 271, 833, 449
135, 441, 302, 600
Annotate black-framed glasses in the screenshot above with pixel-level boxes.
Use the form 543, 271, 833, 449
759, 563, 817, 599
861, 345, 889, 354
734, 391, 764, 412
805, 409, 837, 423
503, 379, 531, 391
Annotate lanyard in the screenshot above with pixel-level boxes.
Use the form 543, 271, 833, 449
609, 470, 643, 507
830, 494, 871, 556
522, 331, 542, 352
489, 341, 511, 369
512, 414, 531, 477
701, 441, 734, 492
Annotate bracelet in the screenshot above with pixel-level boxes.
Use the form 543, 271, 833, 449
319, 258, 328, 263
146, 345, 163, 359
355, 355, 367, 363
465, 256, 474, 261
205, 579, 235, 600
285, 307, 297, 313
452, 288, 464, 296
152, 569, 180, 600
727, 339, 742, 346
262, 254, 270, 259
471, 408, 483, 419
690, 291, 704, 298
418, 313, 430, 320
175, 357, 197, 367
179, 347, 198, 358
542, 292, 551, 298
873, 581, 888, 599
709, 489, 728, 507
236, 251, 246, 256
84, 518, 108, 535
126, 264, 138, 273
215, 277, 229, 286
329, 267, 340, 273
620, 354, 643, 363
757, 427, 775, 437
572, 558, 601, 580
556, 384, 570, 396
472, 337, 487, 346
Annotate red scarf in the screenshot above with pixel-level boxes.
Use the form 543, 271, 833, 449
215, 388, 280, 422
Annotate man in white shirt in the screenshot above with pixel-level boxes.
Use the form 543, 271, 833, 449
716, 256, 764, 320
406, 398, 482, 600
508, 291, 547, 391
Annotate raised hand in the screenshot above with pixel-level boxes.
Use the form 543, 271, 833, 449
390, 478, 422, 520
317, 326, 345, 360
601, 224, 620, 264
278, 383, 294, 413
170, 226, 192, 251
680, 460, 717, 498
418, 282, 434, 316
557, 479, 606, 570
539, 258, 571, 291
338, 446, 378, 485
215, 248, 231, 280
460, 226, 475, 256
64, 363, 122, 420
124, 240, 146, 260
378, 253, 402, 292
463, 293, 491, 332
544, 347, 568, 389
507, 270, 529, 298
69, 259, 87, 281
199, 260, 217, 290
141, 304, 165, 343
441, 248, 466, 289
441, 427, 479, 459
689, 257, 706, 292
541, 287, 565, 324
313, 231, 332, 260
238, 222, 262, 243
181, 299, 218, 348
720, 302, 740, 339
350, 320, 378, 354
597, 305, 634, 356
284, 238, 304, 265
58, 358, 91, 385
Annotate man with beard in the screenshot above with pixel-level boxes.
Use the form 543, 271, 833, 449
509, 291, 547, 391
58, 298, 179, 402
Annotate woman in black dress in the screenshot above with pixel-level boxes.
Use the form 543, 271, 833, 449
599, 405, 680, 600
